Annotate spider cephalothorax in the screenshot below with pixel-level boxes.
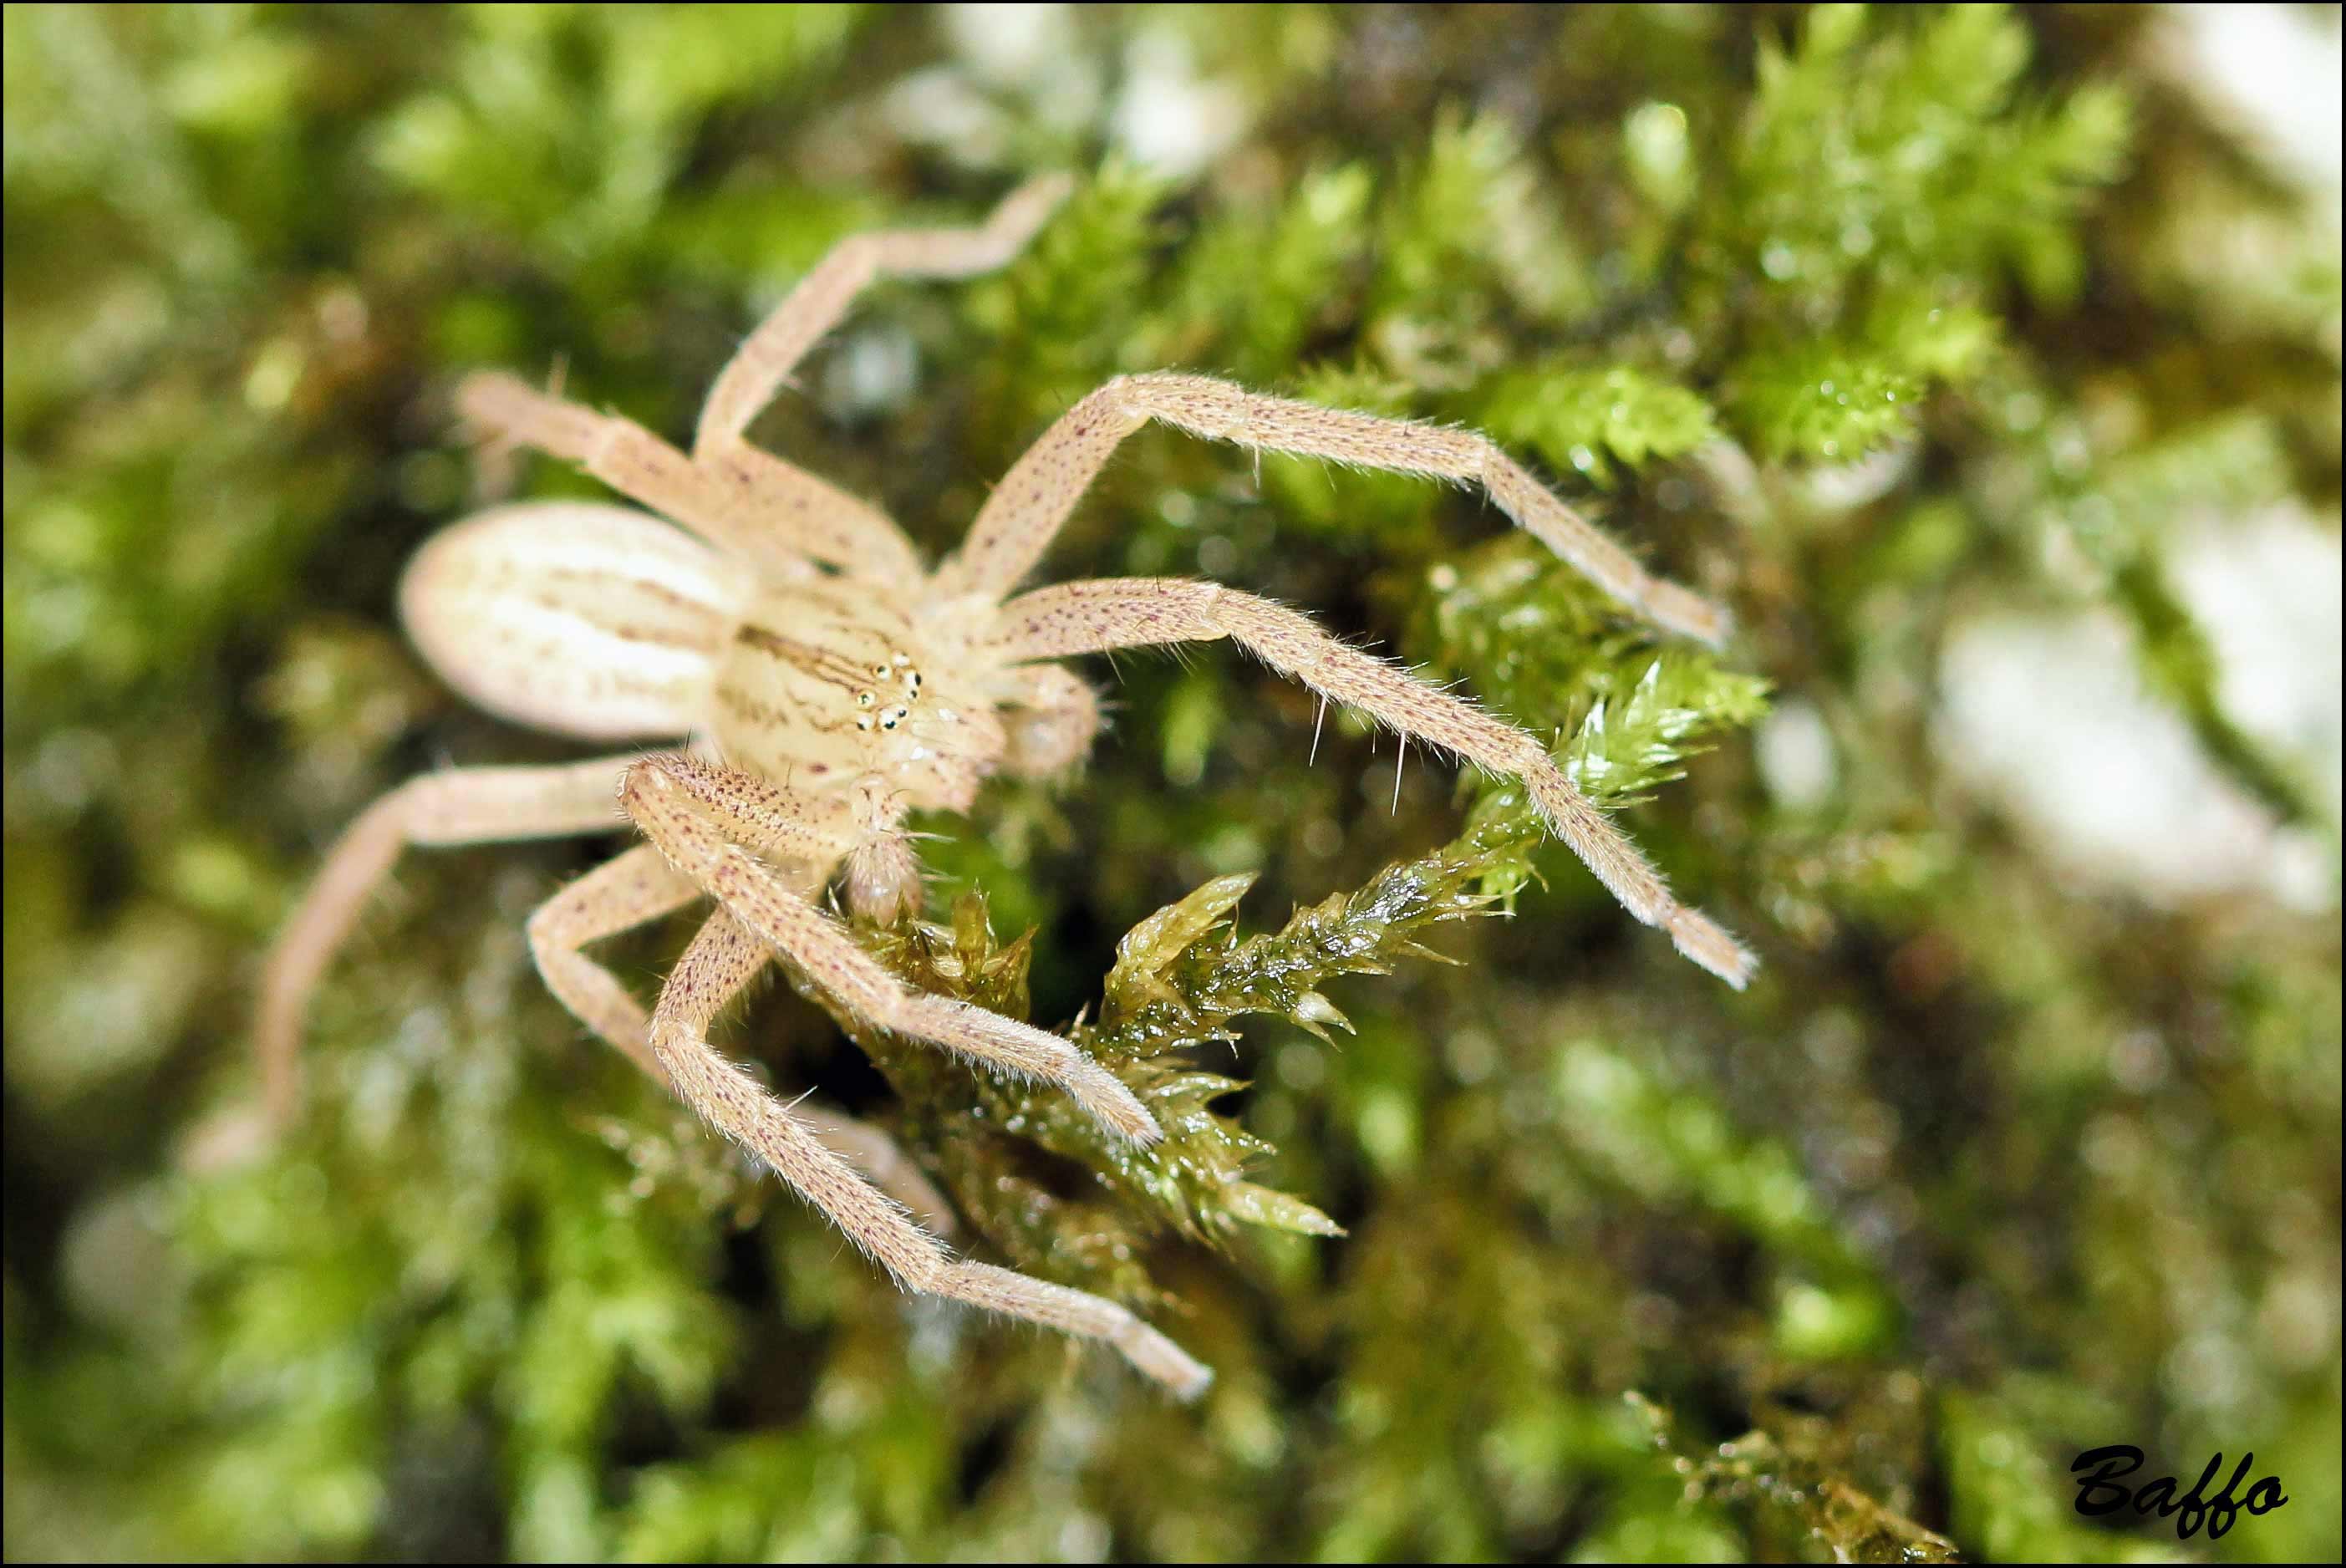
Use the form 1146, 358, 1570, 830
253, 176, 1753, 1399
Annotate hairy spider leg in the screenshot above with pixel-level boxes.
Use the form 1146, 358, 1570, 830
617, 753, 1160, 1143
649, 909, 1210, 1398
256, 755, 641, 1128
452, 178, 1078, 615
934, 370, 1732, 647
538, 863, 966, 1231
526, 843, 705, 1084
693, 173, 1073, 458
455, 374, 920, 584
990, 578, 1756, 987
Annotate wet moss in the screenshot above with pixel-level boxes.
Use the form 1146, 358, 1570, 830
7, 4, 2338, 1561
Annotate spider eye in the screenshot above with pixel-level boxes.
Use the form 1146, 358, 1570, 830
857, 690, 876, 708
872, 664, 889, 678
905, 670, 922, 691
856, 715, 874, 732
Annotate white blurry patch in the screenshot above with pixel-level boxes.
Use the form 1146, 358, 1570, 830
59, 1184, 179, 1345
821, 325, 919, 419
1792, 439, 1919, 516
1112, 28, 1247, 179
6, 909, 212, 1107
884, 67, 1007, 166
939, 2, 1068, 82
1757, 698, 1838, 812
1936, 599, 2335, 911
2170, 503, 2344, 826
2157, 4, 2343, 206
894, 4, 1104, 166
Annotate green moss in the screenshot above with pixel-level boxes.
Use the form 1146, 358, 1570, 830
8, 4, 2338, 1561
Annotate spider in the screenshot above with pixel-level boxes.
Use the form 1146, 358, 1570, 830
250, 175, 1754, 1401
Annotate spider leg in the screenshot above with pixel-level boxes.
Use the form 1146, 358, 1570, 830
455, 372, 919, 583
990, 579, 1756, 988
998, 663, 1104, 778
542, 878, 961, 1229
526, 843, 704, 1085
617, 753, 1161, 1143
255, 755, 640, 1132
649, 909, 1211, 1398
459, 176, 1068, 583
793, 1102, 959, 1238
934, 371, 1731, 646
692, 174, 1071, 456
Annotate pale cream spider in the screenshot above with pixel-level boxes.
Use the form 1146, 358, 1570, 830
250, 175, 1754, 1401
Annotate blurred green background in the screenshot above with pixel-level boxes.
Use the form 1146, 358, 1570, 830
4, 4, 2338, 1560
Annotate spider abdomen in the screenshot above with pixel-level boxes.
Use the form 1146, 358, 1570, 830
399, 501, 741, 741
